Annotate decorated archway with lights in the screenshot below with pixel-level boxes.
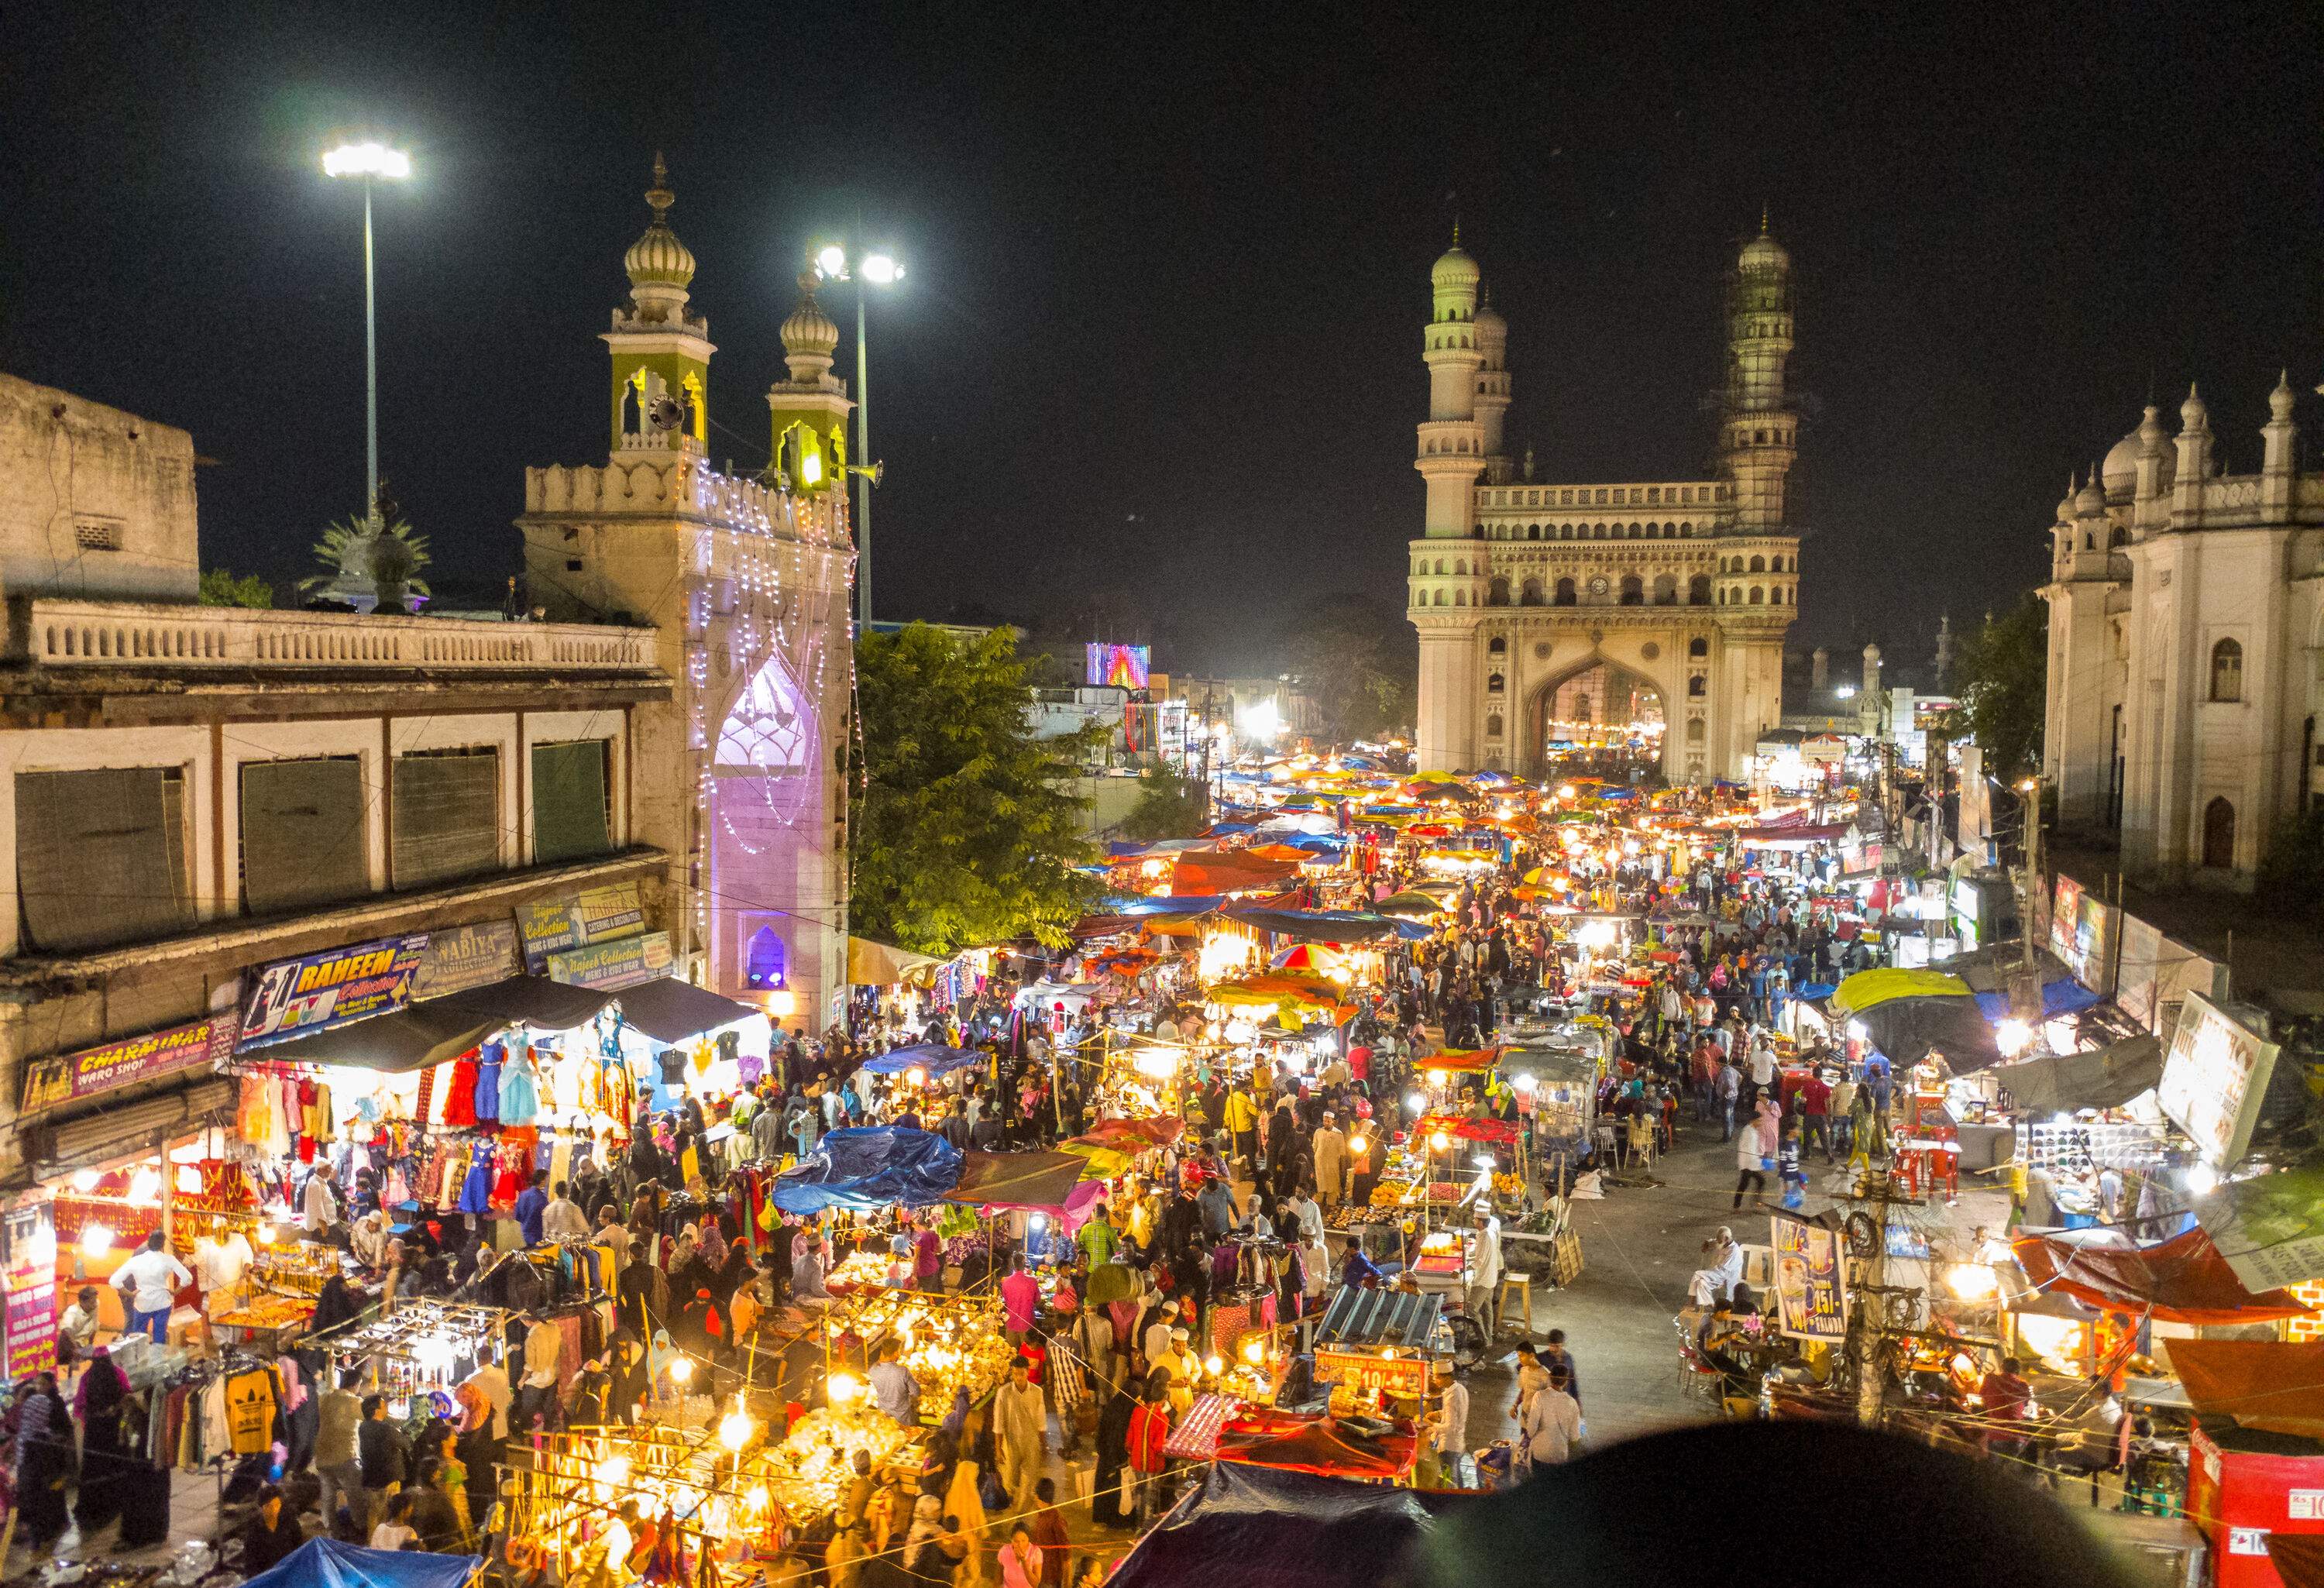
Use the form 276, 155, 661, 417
706, 648, 824, 1023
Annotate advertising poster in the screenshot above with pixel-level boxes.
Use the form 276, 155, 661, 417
1769, 1213, 1849, 1342
2116, 916, 2164, 1032
237, 933, 429, 1050
2200, 1160, 2324, 1293
547, 930, 673, 991
2157, 992, 2280, 1167
2071, 896, 2118, 996
19, 1014, 239, 1115
1084, 643, 1151, 690
517, 881, 647, 972
1, 1199, 56, 1381
413, 919, 521, 999
1315, 1346, 1430, 1412
2048, 875, 2083, 965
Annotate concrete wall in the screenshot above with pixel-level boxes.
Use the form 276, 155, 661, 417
0, 375, 200, 603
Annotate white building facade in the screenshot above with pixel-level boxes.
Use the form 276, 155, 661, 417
2042, 378, 2324, 889
1408, 226, 1803, 781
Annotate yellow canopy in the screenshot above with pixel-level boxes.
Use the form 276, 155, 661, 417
849, 936, 946, 986
1831, 967, 1975, 1013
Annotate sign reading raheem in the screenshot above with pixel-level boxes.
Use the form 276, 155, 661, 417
238, 933, 429, 1050
19, 1014, 239, 1115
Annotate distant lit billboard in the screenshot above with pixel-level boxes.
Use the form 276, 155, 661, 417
1086, 643, 1150, 689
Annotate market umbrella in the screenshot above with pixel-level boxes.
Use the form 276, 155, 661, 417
2168, 1339, 2324, 1441
940, 1150, 1091, 1213
1107, 1458, 1472, 1588
1375, 892, 1443, 919
239, 1541, 483, 1588
861, 1043, 986, 1077
1417, 1047, 1501, 1074
1831, 968, 2002, 1070
770, 1126, 964, 1214
2009, 1226, 2314, 1325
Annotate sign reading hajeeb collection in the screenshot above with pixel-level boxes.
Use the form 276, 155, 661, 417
236, 933, 430, 1050
19, 1013, 240, 1115
1769, 1212, 1849, 1343
517, 882, 648, 973
2157, 991, 2279, 1167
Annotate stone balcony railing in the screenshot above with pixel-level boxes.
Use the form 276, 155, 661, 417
9, 599, 658, 674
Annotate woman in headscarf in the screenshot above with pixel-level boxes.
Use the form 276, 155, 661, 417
1088, 1381, 1137, 1529
71, 1347, 132, 1534
15, 1372, 74, 1551
942, 1451, 990, 1586
902, 1491, 962, 1584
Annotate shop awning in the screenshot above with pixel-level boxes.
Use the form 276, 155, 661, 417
1972, 980, 2105, 1022
1985, 1035, 2162, 1115
2010, 1225, 2315, 1325
614, 978, 762, 1044
863, 1043, 987, 1078
244, 976, 615, 1073
1108, 1457, 1471, 1588
1171, 851, 1306, 894
1222, 906, 1410, 943
1832, 968, 2003, 1070
2166, 1339, 2324, 1441
848, 937, 945, 986
769, 1126, 964, 1214
240, 1539, 483, 1588
940, 1150, 1089, 1212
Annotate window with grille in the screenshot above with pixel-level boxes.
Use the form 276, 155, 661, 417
531, 740, 614, 864
391, 746, 500, 888
240, 757, 367, 914
74, 521, 122, 552
15, 766, 193, 950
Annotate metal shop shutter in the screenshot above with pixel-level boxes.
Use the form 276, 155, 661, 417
391, 748, 500, 888
241, 757, 368, 914
531, 741, 612, 864
15, 767, 193, 951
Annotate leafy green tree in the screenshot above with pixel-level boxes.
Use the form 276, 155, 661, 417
1942, 594, 2048, 783
1119, 761, 1209, 840
197, 569, 274, 608
850, 623, 1103, 954
1284, 594, 1415, 744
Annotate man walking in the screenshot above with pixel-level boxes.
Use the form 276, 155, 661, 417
1714, 1055, 1741, 1143
1518, 1366, 1582, 1470
315, 1369, 366, 1534
992, 1359, 1047, 1512
1732, 1112, 1769, 1211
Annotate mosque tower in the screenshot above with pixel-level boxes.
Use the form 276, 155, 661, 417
603, 156, 713, 455
1415, 232, 1486, 538
765, 270, 854, 496
1473, 287, 1513, 484
1721, 216, 1796, 533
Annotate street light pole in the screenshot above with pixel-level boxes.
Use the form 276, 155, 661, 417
361, 176, 379, 523
854, 284, 871, 629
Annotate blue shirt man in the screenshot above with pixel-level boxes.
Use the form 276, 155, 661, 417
512, 1172, 551, 1247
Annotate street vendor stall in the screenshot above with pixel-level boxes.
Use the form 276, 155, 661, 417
311, 1297, 511, 1411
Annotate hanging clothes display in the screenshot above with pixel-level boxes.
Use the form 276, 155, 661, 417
442, 1053, 481, 1129
475, 1039, 504, 1126
498, 1054, 539, 1126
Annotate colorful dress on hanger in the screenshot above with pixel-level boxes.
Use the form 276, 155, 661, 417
475, 1040, 504, 1125
443, 1056, 481, 1129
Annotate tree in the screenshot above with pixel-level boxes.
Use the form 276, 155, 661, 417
1283, 593, 1416, 745
1941, 594, 2047, 784
850, 623, 1103, 954
1118, 762, 1209, 840
197, 569, 273, 608
301, 511, 433, 612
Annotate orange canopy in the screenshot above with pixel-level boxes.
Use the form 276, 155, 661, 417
1418, 1047, 1503, 1074
2168, 1339, 2324, 1440
2010, 1226, 2315, 1326
1171, 850, 1305, 894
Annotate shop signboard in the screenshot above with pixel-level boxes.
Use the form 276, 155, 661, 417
2068, 895, 2118, 997
1, 1199, 56, 1380
1769, 1212, 1848, 1343
2199, 1159, 2324, 1292
2157, 992, 2279, 1167
19, 1012, 239, 1115
1315, 1345, 1429, 1411
517, 881, 648, 973
236, 933, 429, 1050
2116, 915, 2164, 1032
413, 919, 521, 999
548, 930, 673, 991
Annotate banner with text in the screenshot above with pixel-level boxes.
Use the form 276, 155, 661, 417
1769, 1212, 1849, 1343
548, 930, 673, 991
19, 1013, 239, 1115
2, 1198, 56, 1381
517, 882, 647, 973
237, 933, 430, 1050
2157, 992, 2279, 1167
413, 919, 521, 999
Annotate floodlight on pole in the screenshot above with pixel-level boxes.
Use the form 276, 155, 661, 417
810, 240, 904, 628
323, 139, 412, 524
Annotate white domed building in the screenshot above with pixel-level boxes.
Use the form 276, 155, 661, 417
1408, 222, 1803, 782
2042, 374, 2324, 886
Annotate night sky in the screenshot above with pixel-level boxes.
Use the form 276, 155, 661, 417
5, 3, 2319, 679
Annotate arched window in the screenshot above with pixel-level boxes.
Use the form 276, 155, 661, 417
1554, 577, 1577, 606
744, 926, 788, 992
1559, 524, 1574, 540
1455, 559, 1468, 575
2203, 796, 2236, 868
1593, 524, 1609, 540
1618, 575, 1643, 605
1652, 573, 1678, 605
1520, 577, 1545, 606
1486, 713, 1504, 738
1487, 672, 1505, 694
1748, 586, 1765, 604
1717, 588, 1728, 606
1688, 675, 1707, 697
1688, 637, 1707, 657
1686, 718, 1706, 744
1628, 522, 1643, 539
1487, 576, 1510, 607
1679, 521, 1693, 537
1749, 555, 1765, 572
1689, 576, 1712, 606
1528, 524, 1542, 541
1434, 559, 1446, 576
1487, 635, 1507, 655
2210, 638, 2243, 703
1434, 589, 1447, 607
1454, 589, 1467, 607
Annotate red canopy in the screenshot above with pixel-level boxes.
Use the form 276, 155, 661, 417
1171, 850, 1305, 894
2010, 1226, 2315, 1325
1412, 1114, 1520, 1147
1212, 1410, 1420, 1481
2168, 1339, 2324, 1441
1418, 1047, 1502, 1074
1077, 1115, 1186, 1150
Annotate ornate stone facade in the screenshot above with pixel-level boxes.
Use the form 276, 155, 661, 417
1408, 226, 1802, 780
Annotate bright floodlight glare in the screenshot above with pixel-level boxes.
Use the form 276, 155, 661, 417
1834, 685, 1856, 699
861, 253, 900, 284
816, 245, 848, 279
324, 143, 411, 180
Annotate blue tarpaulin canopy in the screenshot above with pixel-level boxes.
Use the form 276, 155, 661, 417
861, 1043, 986, 1077
1974, 979, 2104, 1021
770, 1126, 964, 1213
1226, 906, 1408, 943
240, 1542, 480, 1588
